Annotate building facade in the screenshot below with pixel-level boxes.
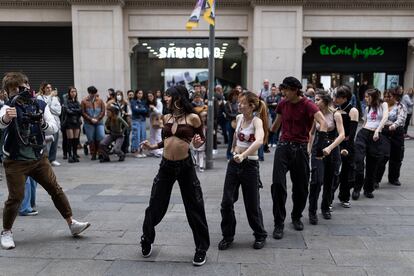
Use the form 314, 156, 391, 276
1, 0, 414, 97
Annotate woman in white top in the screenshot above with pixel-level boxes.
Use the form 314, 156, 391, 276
308, 91, 345, 224
37, 82, 61, 166
353, 88, 388, 199
219, 91, 268, 251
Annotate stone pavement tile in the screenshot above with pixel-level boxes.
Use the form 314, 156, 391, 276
365, 266, 414, 276
393, 206, 414, 215
156, 245, 219, 264
302, 265, 367, 276
38, 260, 112, 276
0, 257, 51, 276
330, 249, 413, 267
401, 251, 414, 265
66, 184, 113, 195
265, 231, 307, 249
362, 236, 414, 250
328, 204, 365, 214
359, 205, 399, 215
240, 263, 302, 276
95, 244, 160, 261
68, 201, 124, 212
83, 211, 140, 231
301, 224, 330, 237
104, 261, 177, 276
218, 247, 274, 264
374, 225, 414, 237
76, 230, 130, 245
118, 203, 149, 213
303, 234, 367, 250
274, 249, 335, 266
398, 192, 414, 200
171, 263, 241, 276
86, 195, 149, 204
327, 224, 378, 236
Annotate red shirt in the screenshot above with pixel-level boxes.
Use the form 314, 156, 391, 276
277, 97, 319, 143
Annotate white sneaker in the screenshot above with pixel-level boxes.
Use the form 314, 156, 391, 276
212, 149, 218, 155
1, 231, 15, 250
340, 201, 351, 208
69, 219, 91, 236
138, 153, 147, 158
51, 161, 61, 167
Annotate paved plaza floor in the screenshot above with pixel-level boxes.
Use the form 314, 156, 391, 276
1, 137, 414, 275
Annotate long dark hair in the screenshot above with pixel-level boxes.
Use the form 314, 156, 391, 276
366, 88, 382, 111
67, 86, 78, 101
146, 90, 157, 106
165, 86, 194, 114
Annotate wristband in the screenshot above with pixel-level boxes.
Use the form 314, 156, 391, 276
157, 141, 164, 149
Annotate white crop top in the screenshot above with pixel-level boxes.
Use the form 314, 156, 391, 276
365, 106, 383, 129
316, 111, 335, 131
236, 117, 256, 148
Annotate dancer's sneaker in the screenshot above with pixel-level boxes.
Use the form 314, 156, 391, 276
340, 201, 351, 208
1, 231, 15, 250
192, 249, 206, 266
140, 236, 152, 258
69, 219, 91, 236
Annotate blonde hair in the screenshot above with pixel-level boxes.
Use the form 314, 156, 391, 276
2, 72, 28, 95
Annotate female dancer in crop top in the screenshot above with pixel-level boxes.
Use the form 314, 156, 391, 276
307, 91, 345, 225
218, 91, 268, 251
375, 88, 407, 187
139, 86, 209, 266
353, 88, 389, 200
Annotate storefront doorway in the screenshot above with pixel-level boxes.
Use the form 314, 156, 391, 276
131, 38, 246, 93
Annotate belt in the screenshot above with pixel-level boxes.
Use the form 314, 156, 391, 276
278, 141, 307, 147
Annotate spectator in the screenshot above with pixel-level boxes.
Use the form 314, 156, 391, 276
130, 90, 148, 157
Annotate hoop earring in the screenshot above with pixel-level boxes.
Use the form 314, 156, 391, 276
174, 101, 182, 110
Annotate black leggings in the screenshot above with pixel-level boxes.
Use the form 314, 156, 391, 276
142, 156, 210, 251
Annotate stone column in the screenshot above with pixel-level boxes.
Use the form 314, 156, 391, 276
404, 39, 414, 89
71, 4, 125, 99
250, 5, 303, 92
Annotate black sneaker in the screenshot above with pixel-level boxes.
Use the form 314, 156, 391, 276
364, 191, 374, 199
192, 249, 206, 266
140, 236, 152, 258
322, 211, 331, 220
309, 213, 318, 225
388, 180, 401, 186
292, 219, 304, 231
273, 224, 284, 239
218, 238, 233, 250
352, 190, 360, 200
253, 238, 266, 249
83, 144, 89, 156
374, 182, 380, 189
118, 155, 125, 162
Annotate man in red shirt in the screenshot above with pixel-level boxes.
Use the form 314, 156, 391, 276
270, 77, 327, 239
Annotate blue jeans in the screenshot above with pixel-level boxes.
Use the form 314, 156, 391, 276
131, 119, 146, 151
47, 132, 59, 162
84, 123, 105, 142
19, 177, 37, 214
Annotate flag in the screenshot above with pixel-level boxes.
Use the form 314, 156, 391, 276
203, 0, 215, 26
186, 0, 206, 30
186, 0, 215, 31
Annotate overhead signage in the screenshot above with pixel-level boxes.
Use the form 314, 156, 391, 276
319, 43, 385, 59
158, 47, 222, 59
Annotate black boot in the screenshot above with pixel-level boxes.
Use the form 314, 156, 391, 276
72, 139, 79, 162
68, 139, 75, 163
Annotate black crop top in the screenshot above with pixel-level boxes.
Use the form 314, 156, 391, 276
157, 115, 205, 148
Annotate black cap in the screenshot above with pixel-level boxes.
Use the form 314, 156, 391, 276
279, 77, 302, 90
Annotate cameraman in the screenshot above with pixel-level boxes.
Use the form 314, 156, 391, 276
0, 72, 90, 250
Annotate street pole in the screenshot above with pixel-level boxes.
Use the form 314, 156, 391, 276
206, 23, 215, 169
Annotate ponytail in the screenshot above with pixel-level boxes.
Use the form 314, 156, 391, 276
257, 100, 269, 144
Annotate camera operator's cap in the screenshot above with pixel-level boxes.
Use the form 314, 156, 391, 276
279, 76, 302, 90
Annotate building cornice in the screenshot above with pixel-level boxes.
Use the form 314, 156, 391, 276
1, 0, 414, 9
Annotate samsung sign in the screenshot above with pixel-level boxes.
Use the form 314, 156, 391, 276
159, 47, 222, 59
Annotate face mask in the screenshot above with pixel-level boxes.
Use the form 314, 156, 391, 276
116, 95, 122, 101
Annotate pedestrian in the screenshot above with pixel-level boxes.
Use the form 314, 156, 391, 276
62, 87, 82, 163
375, 88, 407, 187
99, 104, 129, 162
111, 90, 132, 154
19, 177, 38, 216
191, 111, 207, 172
332, 85, 359, 208
266, 86, 281, 147
308, 91, 345, 224
147, 90, 163, 157
81, 86, 106, 161
0, 72, 90, 250
224, 89, 240, 160
270, 76, 327, 239
352, 88, 388, 200
219, 91, 268, 251
401, 88, 413, 139
37, 82, 61, 166
140, 86, 209, 266
130, 89, 148, 157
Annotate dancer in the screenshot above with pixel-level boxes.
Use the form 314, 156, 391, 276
308, 91, 345, 224
332, 85, 359, 208
0, 72, 90, 250
270, 77, 327, 239
219, 91, 268, 250
375, 89, 407, 187
353, 88, 388, 199
140, 86, 209, 266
